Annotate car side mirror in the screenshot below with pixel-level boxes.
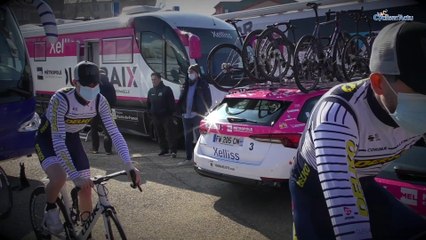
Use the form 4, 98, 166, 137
189, 34, 201, 59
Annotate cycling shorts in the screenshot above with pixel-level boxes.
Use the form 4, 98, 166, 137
35, 117, 90, 176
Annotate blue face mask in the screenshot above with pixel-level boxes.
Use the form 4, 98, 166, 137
79, 85, 100, 101
384, 80, 426, 134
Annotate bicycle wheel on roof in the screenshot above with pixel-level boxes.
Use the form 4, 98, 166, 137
342, 34, 370, 82
207, 43, 246, 91
241, 29, 263, 81
255, 27, 293, 82
294, 35, 321, 93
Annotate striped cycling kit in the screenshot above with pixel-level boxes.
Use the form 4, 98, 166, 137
290, 79, 426, 240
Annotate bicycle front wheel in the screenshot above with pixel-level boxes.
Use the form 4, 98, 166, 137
30, 186, 52, 240
105, 209, 127, 240
293, 35, 320, 93
0, 166, 13, 219
30, 186, 70, 240
207, 43, 246, 91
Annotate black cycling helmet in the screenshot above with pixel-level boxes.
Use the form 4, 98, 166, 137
74, 61, 99, 86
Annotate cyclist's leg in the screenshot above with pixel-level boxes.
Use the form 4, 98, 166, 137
66, 133, 92, 220
35, 122, 67, 205
362, 177, 426, 239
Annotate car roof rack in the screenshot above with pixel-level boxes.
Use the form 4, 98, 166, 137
229, 81, 335, 94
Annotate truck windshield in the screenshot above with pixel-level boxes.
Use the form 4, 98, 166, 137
0, 6, 32, 103
178, 27, 239, 76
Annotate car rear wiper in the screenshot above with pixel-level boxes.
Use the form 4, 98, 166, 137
227, 117, 258, 124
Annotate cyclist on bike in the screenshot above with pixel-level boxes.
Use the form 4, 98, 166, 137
34, 61, 141, 235
290, 21, 426, 239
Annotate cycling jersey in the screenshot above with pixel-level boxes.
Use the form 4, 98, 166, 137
290, 79, 426, 239
35, 87, 131, 180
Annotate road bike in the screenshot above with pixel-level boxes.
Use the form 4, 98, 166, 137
0, 166, 13, 219
29, 170, 141, 240
207, 19, 262, 91
293, 2, 349, 93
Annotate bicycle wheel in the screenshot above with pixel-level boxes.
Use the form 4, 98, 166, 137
207, 43, 245, 91
293, 35, 321, 93
105, 209, 127, 240
241, 29, 263, 81
30, 186, 70, 240
332, 32, 350, 82
0, 166, 13, 219
30, 186, 52, 240
255, 27, 293, 82
342, 34, 370, 82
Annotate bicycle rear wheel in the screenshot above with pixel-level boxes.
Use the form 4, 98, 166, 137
105, 209, 127, 240
341, 34, 370, 82
241, 29, 263, 81
293, 35, 321, 93
207, 43, 246, 91
0, 166, 12, 219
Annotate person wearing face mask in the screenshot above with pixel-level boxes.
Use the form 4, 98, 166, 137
290, 21, 426, 240
34, 61, 141, 235
177, 64, 212, 165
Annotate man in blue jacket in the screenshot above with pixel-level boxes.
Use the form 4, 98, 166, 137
177, 64, 212, 165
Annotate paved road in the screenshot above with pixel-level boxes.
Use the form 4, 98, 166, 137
0, 134, 293, 240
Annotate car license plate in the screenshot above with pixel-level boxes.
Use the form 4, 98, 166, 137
213, 134, 244, 146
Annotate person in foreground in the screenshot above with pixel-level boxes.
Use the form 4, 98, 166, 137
34, 61, 141, 235
290, 21, 426, 240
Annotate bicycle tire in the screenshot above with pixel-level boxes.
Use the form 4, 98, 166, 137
207, 43, 246, 91
331, 32, 350, 82
341, 34, 370, 82
255, 27, 293, 82
30, 186, 71, 240
30, 186, 52, 240
0, 166, 13, 219
293, 35, 320, 93
105, 209, 127, 240
241, 29, 263, 80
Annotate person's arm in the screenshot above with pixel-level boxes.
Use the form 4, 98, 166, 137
203, 80, 212, 109
49, 93, 81, 180
146, 89, 152, 114
166, 87, 176, 114
311, 100, 371, 240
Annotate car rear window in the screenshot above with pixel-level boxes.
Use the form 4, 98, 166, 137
297, 95, 321, 123
210, 98, 291, 126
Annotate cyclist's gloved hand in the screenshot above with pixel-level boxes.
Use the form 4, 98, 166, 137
73, 177, 93, 190
125, 163, 142, 189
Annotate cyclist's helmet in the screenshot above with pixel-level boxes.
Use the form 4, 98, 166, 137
369, 21, 426, 95
74, 61, 99, 86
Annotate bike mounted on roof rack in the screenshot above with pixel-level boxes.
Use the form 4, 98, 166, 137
228, 80, 334, 94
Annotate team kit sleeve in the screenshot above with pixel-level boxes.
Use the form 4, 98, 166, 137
49, 93, 81, 180
311, 100, 372, 240
97, 95, 133, 169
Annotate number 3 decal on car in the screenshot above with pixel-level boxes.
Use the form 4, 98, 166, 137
249, 142, 254, 150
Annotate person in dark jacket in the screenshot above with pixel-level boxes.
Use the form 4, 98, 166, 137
90, 69, 116, 154
147, 72, 178, 158
177, 64, 212, 165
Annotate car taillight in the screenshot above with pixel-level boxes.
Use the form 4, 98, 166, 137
249, 133, 301, 148
199, 122, 208, 135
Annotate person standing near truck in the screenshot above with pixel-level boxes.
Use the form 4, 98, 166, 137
147, 72, 178, 158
